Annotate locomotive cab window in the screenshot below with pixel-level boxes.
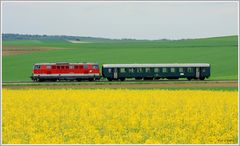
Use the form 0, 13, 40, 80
108, 68, 112, 73
69, 65, 74, 69
84, 64, 88, 69
46, 65, 51, 69
34, 65, 41, 70
93, 65, 99, 69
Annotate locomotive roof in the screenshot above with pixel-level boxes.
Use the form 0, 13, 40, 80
102, 63, 210, 68
34, 63, 99, 65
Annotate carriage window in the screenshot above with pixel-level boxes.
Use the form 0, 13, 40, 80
61, 66, 65, 69
170, 68, 175, 73
66, 66, 69, 69
74, 65, 78, 69
162, 68, 167, 73
84, 65, 88, 69
136, 68, 143, 73
187, 67, 193, 73
108, 68, 112, 73
120, 68, 126, 73
34, 65, 41, 70
202, 68, 206, 72
154, 68, 159, 73
57, 66, 60, 69
69, 65, 74, 69
179, 68, 183, 72
93, 65, 99, 69
129, 68, 134, 73
52, 66, 56, 69
145, 68, 150, 73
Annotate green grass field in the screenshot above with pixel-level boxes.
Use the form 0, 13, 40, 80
2, 35, 238, 81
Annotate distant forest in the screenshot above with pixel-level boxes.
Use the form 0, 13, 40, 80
2, 33, 144, 42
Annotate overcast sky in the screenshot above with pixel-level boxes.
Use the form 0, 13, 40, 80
2, 2, 238, 40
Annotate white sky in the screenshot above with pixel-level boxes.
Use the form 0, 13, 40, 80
2, 1, 239, 40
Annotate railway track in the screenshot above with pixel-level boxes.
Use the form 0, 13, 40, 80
2, 80, 238, 85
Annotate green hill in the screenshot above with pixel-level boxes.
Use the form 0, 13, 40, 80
2, 35, 238, 81
2, 33, 117, 42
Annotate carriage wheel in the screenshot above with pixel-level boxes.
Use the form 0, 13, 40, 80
76, 79, 82, 82
120, 78, 125, 81
107, 78, 113, 81
135, 77, 142, 80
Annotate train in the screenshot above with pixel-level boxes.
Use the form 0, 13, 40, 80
30, 62, 210, 82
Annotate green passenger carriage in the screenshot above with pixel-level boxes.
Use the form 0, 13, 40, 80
102, 63, 210, 81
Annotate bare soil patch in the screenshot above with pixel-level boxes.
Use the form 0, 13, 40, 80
2, 46, 65, 56
68, 40, 91, 43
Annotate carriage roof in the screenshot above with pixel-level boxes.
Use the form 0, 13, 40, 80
102, 63, 210, 68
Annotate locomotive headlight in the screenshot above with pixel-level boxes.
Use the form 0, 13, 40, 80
90, 70, 92, 72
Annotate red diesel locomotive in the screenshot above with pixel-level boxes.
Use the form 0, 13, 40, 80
31, 62, 100, 81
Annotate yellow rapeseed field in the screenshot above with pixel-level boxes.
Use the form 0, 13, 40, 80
2, 89, 238, 144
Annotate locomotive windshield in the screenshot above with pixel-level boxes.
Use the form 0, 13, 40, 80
93, 65, 99, 69
34, 65, 41, 70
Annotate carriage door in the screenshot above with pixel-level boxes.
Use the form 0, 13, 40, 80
113, 68, 118, 79
196, 67, 200, 78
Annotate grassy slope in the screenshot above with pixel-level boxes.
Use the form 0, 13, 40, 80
2, 35, 238, 81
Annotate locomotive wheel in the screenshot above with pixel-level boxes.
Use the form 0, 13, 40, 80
94, 78, 100, 81
76, 79, 82, 82
135, 77, 142, 80
38, 79, 45, 82
199, 77, 205, 80
33, 78, 38, 82
187, 77, 192, 81
88, 78, 94, 81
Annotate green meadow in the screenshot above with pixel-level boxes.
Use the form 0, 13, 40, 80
2, 35, 238, 81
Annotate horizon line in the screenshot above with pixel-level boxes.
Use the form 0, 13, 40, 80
2, 33, 238, 41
